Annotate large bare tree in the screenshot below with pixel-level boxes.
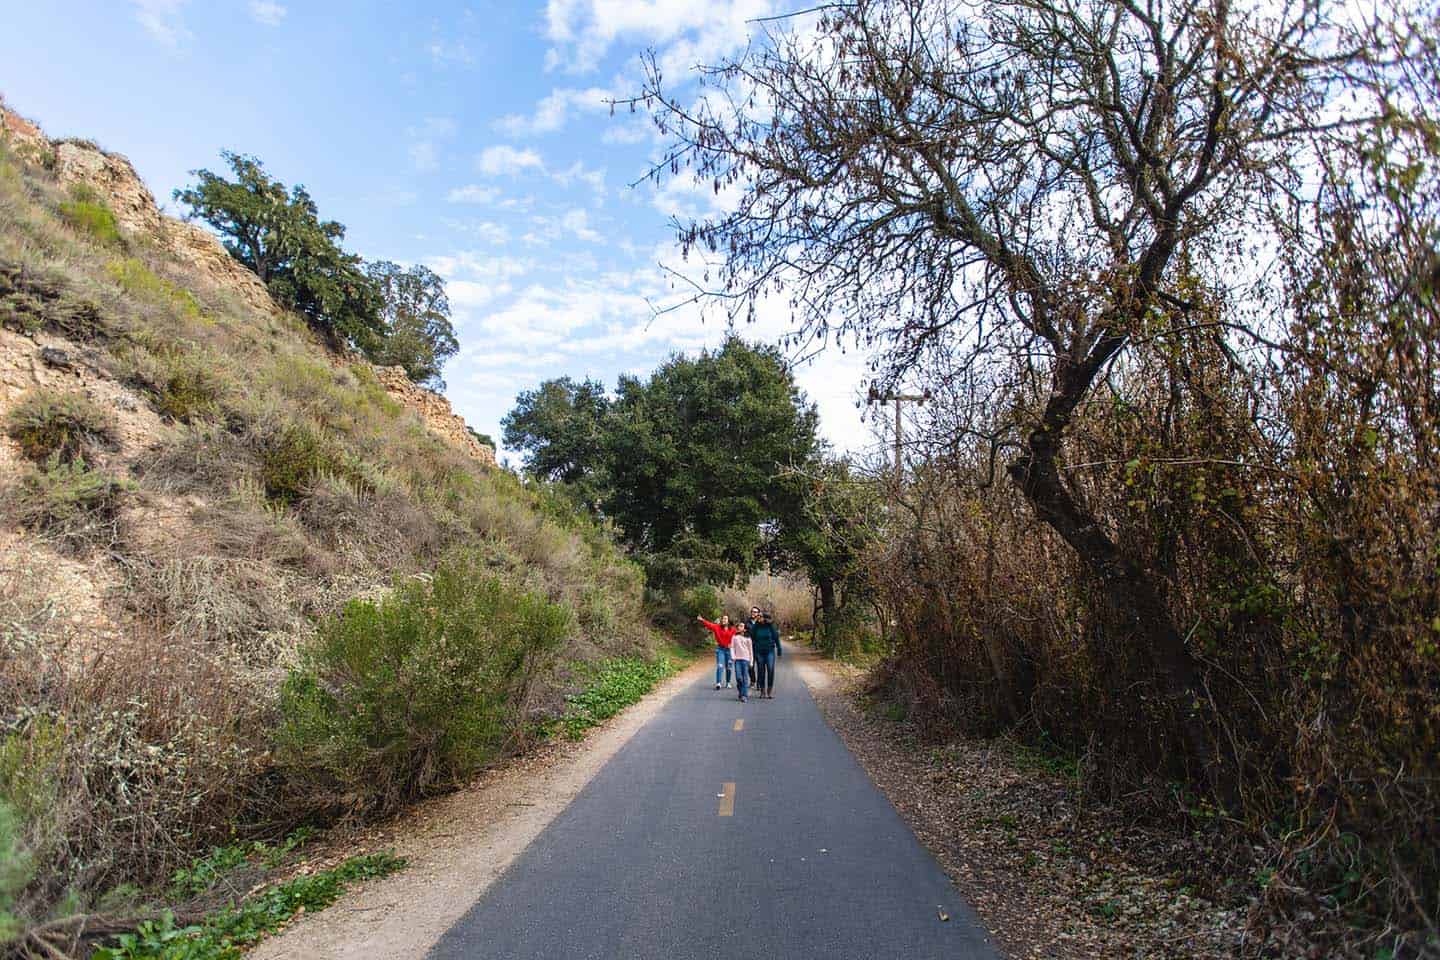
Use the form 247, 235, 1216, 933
633, 0, 1386, 773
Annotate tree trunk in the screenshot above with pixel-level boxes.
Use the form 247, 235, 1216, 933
817, 576, 838, 641
1008, 336, 1217, 787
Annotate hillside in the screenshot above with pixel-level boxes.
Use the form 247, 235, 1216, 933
0, 101, 651, 950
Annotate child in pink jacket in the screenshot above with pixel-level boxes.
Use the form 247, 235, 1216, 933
728, 624, 753, 702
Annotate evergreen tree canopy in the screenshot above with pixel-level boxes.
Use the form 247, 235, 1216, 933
501, 377, 611, 486
175, 152, 382, 350
366, 261, 459, 390
504, 338, 819, 588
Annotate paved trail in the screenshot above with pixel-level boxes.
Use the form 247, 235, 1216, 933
428, 647, 998, 959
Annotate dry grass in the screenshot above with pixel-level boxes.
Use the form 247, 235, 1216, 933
723, 572, 814, 630
0, 130, 654, 949
4, 456, 128, 555
3, 388, 118, 464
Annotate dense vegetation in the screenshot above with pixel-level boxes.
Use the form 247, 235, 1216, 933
503, 338, 828, 591
0, 121, 654, 957
636, 0, 1440, 951
174, 152, 458, 386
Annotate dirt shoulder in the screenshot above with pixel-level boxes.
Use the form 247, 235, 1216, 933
791, 648, 1247, 960
248, 655, 709, 960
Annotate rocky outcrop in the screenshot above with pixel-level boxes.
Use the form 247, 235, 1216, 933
371, 365, 497, 465
0, 99, 495, 470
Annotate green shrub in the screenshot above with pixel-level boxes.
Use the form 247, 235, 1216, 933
106, 257, 206, 325
0, 261, 115, 341
0, 800, 31, 947
4, 388, 118, 463
678, 584, 721, 621
118, 336, 228, 422
95, 851, 402, 960
156, 353, 225, 422
7, 454, 127, 550
257, 421, 333, 505
814, 601, 882, 660
0, 719, 65, 830
256, 420, 373, 507
557, 656, 676, 740
58, 186, 123, 248
167, 829, 313, 901
0, 721, 64, 949
278, 553, 573, 812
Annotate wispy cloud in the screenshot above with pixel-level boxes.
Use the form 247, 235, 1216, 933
444, 220, 511, 245
496, 86, 613, 136
560, 208, 602, 242
542, 0, 772, 74
248, 1, 287, 26
477, 145, 545, 177
552, 160, 606, 196
447, 184, 502, 205
131, 0, 191, 48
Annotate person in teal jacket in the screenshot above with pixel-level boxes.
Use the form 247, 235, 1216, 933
750, 610, 782, 698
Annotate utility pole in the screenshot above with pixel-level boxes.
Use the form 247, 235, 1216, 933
867, 386, 931, 487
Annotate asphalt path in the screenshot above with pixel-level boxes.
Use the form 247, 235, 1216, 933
429, 648, 999, 959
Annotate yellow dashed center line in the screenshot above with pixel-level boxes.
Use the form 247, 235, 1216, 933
718, 782, 736, 817
733, 718, 744, 732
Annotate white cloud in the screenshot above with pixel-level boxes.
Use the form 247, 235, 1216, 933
446, 184, 500, 204
601, 117, 657, 145
552, 160, 607, 196
131, 0, 190, 47
649, 169, 745, 220
427, 251, 537, 283
477, 145, 545, 177
522, 208, 605, 245
461, 221, 511, 245
442, 251, 877, 452
542, 0, 772, 74
496, 86, 613, 136
560, 208, 602, 242
447, 280, 513, 314
248, 1, 287, 26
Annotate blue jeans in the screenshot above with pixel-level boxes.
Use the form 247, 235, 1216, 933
714, 645, 732, 685
733, 659, 750, 699
754, 648, 776, 691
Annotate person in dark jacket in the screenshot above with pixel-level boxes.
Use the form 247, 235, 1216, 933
750, 610, 782, 698
743, 605, 761, 686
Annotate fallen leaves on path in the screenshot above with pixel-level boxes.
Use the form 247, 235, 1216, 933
807, 661, 1252, 960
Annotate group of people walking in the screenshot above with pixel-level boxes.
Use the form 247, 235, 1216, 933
697, 605, 782, 702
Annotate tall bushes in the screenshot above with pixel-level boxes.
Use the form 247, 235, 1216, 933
635, 0, 1437, 946
866, 305, 1440, 945
278, 553, 574, 814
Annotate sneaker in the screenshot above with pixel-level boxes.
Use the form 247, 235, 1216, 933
715, 683, 721, 690
725, 680, 731, 688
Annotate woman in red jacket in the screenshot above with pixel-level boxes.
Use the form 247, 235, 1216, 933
697, 614, 739, 690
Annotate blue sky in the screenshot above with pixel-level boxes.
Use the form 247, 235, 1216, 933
0, 0, 879, 460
